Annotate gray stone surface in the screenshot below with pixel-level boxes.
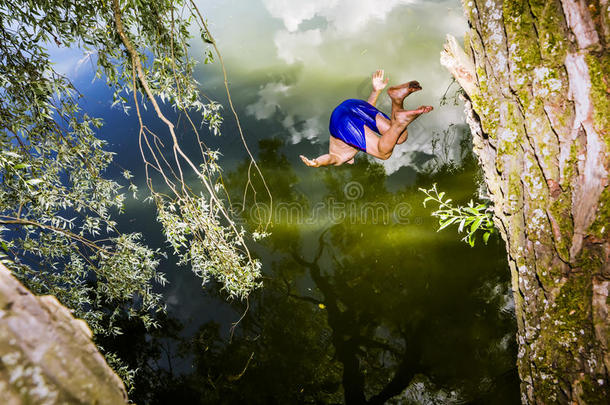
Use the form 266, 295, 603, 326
0, 263, 128, 404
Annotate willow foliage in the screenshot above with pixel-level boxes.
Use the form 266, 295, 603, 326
0, 0, 264, 347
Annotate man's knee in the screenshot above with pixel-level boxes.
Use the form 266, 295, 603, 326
376, 145, 393, 160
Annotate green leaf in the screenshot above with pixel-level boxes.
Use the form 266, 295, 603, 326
26, 178, 43, 186
470, 217, 483, 235
464, 207, 480, 215
437, 216, 458, 231
2, 151, 21, 159
483, 232, 490, 245
458, 218, 466, 233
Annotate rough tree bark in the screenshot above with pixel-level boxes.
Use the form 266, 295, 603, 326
0, 263, 128, 404
441, 0, 609, 403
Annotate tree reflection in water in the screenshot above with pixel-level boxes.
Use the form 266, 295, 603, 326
102, 139, 520, 404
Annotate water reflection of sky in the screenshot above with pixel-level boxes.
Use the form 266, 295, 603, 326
52, 0, 469, 175
200, 0, 469, 174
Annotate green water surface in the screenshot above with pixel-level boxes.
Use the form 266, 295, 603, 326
88, 0, 520, 403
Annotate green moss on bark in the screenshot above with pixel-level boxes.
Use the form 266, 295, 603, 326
535, 274, 592, 398
588, 187, 609, 239
548, 191, 573, 261
503, 0, 542, 72
462, 0, 478, 25
503, 171, 523, 217
580, 373, 608, 404
528, 0, 569, 63
561, 142, 580, 190
470, 63, 501, 137
554, 274, 591, 336
585, 52, 610, 151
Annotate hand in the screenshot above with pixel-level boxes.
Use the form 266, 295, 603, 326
300, 155, 318, 167
372, 69, 389, 92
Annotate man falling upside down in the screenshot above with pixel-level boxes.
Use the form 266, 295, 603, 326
300, 70, 433, 167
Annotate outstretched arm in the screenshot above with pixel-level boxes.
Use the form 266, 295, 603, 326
300, 154, 339, 167
367, 69, 388, 107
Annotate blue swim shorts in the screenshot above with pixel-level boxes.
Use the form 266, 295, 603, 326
329, 99, 389, 152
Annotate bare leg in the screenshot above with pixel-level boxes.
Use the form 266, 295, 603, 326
375, 80, 421, 143
375, 114, 407, 143
388, 80, 421, 110
365, 106, 433, 160
383, 106, 433, 153
396, 129, 408, 144
375, 113, 391, 134
377, 116, 409, 157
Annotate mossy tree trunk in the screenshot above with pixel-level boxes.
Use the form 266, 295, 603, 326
441, 0, 609, 403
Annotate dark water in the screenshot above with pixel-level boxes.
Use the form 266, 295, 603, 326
60, 0, 520, 403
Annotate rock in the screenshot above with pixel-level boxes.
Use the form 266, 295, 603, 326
0, 263, 128, 404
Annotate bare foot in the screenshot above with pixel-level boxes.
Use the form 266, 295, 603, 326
394, 105, 433, 124
300, 155, 318, 167
387, 81, 422, 103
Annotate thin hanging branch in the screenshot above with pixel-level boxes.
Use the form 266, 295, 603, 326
111, 0, 262, 298
188, 0, 273, 230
